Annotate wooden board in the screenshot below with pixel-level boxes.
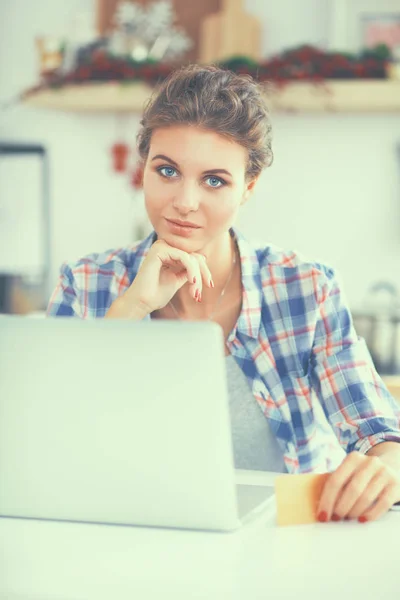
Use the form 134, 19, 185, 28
199, 0, 262, 63
173, 0, 221, 63
96, 0, 120, 35
22, 81, 400, 114
23, 82, 155, 112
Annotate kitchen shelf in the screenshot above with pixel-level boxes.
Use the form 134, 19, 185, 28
22, 80, 400, 113
268, 80, 400, 112
23, 82, 155, 113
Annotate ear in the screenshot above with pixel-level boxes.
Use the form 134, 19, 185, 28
240, 176, 260, 206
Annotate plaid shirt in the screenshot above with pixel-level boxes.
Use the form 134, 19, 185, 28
47, 228, 400, 473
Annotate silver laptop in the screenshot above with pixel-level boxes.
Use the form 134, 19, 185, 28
0, 316, 275, 532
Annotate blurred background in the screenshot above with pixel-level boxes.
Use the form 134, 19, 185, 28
0, 0, 400, 378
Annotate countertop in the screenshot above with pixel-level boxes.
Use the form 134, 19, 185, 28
1, 470, 399, 600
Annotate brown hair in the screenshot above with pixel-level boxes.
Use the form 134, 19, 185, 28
137, 64, 273, 180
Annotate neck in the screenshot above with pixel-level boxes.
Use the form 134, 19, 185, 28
174, 230, 236, 314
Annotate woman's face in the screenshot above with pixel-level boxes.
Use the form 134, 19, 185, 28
142, 125, 257, 253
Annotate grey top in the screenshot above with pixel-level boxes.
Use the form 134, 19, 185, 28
226, 355, 287, 473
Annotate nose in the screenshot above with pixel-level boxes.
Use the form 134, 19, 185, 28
172, 181, 200, 214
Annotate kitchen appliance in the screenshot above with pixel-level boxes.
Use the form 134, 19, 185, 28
352, 281, 400, 375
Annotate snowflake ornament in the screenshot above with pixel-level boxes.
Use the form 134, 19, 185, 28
115, 2, 144, 28
163, 28, 193, 61
111, 0, 193, 62
143, 0, 174, 40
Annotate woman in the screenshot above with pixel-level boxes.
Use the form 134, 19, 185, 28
47, 64, 400, 523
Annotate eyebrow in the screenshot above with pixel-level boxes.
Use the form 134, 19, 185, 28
151, 154, 232, 177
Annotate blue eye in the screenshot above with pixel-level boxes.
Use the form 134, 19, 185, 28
157, 166, 225, 188
206, 176, 224, 188
158, 166, 178, 178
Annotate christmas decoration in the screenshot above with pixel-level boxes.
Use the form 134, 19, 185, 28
35, 36, 65, 77
130, 161, 144, 189
107, 0, 192, 63
217, 44, 391, 84
115, 0, 191, 62
25, 42, 393, 100
32, 1, 192, 85
111, 142, 130, 173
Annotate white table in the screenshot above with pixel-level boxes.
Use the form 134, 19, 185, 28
0, 470, 398, 600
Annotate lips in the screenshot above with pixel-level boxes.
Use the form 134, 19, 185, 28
164, 218, 201, 238
166, 219, 201, 229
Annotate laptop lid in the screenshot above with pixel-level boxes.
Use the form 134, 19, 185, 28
0, 316, 239, 531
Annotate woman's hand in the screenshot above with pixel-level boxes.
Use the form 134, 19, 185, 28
317, 451, 400, 523
107, 239, 213, 318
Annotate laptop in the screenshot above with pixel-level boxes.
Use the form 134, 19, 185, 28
0, 315, 275, 532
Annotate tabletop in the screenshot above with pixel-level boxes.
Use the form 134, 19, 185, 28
1, 470, 399, 600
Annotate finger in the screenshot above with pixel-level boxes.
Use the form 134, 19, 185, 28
182, 254, 202, 301
317, 452, 364, 521
192, 253, 213, 289
156, 246, 201, 300
332, 459, 382, 519
360, 483, 400, 523
346, 470, 388, 519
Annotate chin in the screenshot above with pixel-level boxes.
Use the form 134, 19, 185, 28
156, 227, 206, 253
167, 233, 203, 251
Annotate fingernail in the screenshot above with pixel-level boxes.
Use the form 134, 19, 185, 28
318, 511, 328, 523
194, 289, 199, 300
331, 514, 341, 522
198, 293, 202, 303
193, 276, 196, 284
210, 279, 214, 288
358, 516, 368, 524
344, 516, 351, 521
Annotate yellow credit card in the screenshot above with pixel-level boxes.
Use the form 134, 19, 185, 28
274, 473, 330, 526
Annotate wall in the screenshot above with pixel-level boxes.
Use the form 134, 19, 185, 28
0, 0, 399, 309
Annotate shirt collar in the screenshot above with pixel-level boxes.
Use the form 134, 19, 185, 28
129, 227, 263, 339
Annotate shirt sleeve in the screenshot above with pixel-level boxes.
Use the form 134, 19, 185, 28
46, 263, 83, 318
309, 265, 400, 455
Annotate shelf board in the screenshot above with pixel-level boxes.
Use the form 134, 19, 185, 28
267, 80, 400, 113
22, 80, 400, 113
23, 82, 155, 113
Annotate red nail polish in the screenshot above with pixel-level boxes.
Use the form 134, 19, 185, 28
358, 516, 368, 523
331, 514, 341, 522
318, 511, 328, 523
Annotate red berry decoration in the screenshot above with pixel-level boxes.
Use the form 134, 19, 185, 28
131, 162, 144, 189
111, 142, 129, 173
